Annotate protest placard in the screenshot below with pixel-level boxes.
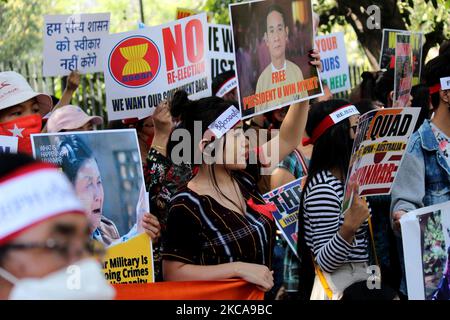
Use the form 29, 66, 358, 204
176, 7, 213, 22
315, 32, 350, 94
30, 129, 147, 240
175, 12, 235, 80
0, 136, 18, 154
138, 22, 234, 80
230, 0, 323, 119
401, 201, 450, 300
393, 33, 413, 108
103, 233, 154, 284
442, 76, 450, 90
31, 129, 153, 283
263, 177, 305, 257
209, 24, 235, 79
103, 13, 211, 121
43, 13, 110, 76
342, 107, 420, 212
379, 29, 423, 86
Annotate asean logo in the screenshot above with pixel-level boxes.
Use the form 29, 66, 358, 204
108, 36, 160, 88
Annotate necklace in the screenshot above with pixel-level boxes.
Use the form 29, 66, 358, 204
231, 178, 246, 215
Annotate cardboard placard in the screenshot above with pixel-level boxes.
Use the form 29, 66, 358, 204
31, 129, 153, 284
379, 29, 423, 86
263, 177, 306, 257
230, 0, 323, 119
393, 33, 413, 108
342, 108, 420, 212
401, 201, 450, 300
43, 13, 110, 76
103, 13, 211, 120
315, 32, 350, 94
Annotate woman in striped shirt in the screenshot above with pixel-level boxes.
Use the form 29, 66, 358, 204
299, 99, 371, 299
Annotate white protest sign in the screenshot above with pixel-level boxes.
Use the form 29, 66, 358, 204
342, 107, 420, 213
315, 32, 350, 94
208, 24, 235, 79
176, 8, 214, 22
0, 136, 18, 154
401, 201, 450, 300
138, 22, 234, 81
441, 77, 450, 90
43, 13, 110, 76
103, 13, 211, 121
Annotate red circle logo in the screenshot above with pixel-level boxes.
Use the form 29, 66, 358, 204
374, 140, 388, 164
108, 36, 160, 88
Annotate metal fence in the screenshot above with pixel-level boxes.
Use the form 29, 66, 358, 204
0, 61, 369, 120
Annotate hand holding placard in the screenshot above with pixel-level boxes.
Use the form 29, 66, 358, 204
340, 182, 370, 244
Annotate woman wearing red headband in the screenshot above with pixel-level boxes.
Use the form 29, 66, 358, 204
298, 99, 373, 300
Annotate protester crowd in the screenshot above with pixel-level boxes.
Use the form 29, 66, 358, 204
0, 8, 450, 301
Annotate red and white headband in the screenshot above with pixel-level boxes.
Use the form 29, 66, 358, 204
207, 105, 241, 139
429, 76, 450, 95
215, 77, 237, 98
0, 163, 86, 245
303, 104, 360, 145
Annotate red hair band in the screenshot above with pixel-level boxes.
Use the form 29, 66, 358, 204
429, 83, 441, 95
303, 104, 360, 146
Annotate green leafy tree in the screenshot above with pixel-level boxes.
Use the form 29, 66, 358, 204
314, 0, 449, 68
0, 0, 206, 63
0, 0, 45, 63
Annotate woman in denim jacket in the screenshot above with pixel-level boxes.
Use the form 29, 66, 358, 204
391, 52, 450, 297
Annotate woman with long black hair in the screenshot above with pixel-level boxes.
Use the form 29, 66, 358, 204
159, 51, 321, 293
161, 94, 309, 291
298, 99, 371, 300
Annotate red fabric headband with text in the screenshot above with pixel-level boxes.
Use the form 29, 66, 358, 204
303, 104, 360, 145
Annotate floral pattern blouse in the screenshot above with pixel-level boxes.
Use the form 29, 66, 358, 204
144, 147, 193, 280
431, 123, 450, 167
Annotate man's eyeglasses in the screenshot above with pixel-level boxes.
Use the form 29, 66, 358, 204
2, 238, 106, 259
